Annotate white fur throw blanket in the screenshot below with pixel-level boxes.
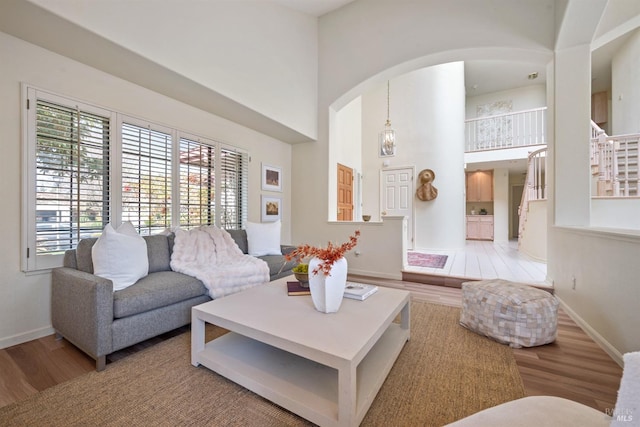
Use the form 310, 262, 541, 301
170, 226, 270, 298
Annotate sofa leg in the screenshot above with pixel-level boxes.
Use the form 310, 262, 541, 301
54, 332, 63, 341
96, 356, 106, 371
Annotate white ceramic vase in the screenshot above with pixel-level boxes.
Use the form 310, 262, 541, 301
308, 256, 347, 313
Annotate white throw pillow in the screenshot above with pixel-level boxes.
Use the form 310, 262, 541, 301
246, 220, 282, 256
92, 222, 149, 291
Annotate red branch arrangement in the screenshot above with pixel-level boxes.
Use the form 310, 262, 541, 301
285, 230, 361, 276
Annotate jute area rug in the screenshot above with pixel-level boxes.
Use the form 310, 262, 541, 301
0, 301, 524, 426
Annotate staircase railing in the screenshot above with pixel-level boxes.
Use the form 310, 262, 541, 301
519, 147, 547, 240
465, 107, 547, 152
591, 121, 640, 197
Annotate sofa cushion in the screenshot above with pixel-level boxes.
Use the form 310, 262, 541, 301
444, 396, 610, 427
226, 229, 248, 254
260, 254, 296, 279
92, 222, 149, 291
76, 237, 98, 273
113, 271, 207, 319
145, 234, 171, 273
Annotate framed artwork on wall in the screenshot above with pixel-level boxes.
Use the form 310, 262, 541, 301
261, 196, 281, 222
261, 163, 282, 192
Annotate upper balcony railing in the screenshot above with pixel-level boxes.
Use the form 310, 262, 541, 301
465, 107, 547, 152
591, 121, 639, 197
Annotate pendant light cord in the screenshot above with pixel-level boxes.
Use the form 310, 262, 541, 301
386, 81, 391, 124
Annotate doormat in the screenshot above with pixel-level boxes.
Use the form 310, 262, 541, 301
407, 252, 448, 269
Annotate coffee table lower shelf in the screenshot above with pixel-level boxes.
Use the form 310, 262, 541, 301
193, 323, 409, 427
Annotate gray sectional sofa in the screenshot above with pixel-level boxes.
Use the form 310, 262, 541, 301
52, 230, 296, 370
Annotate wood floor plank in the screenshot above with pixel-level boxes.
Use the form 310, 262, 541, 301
363, 278, 622, 414
406, 240, 548, 284
5, 341, 60, 392
0, 351, 36, 407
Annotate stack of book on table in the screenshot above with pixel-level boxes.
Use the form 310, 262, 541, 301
343, 282, 378, 301
287, 281, 310, 296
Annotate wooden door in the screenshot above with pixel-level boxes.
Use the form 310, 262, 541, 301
381, 167, 414, 248
466, 170, 493, 202
337, 163, 353, 221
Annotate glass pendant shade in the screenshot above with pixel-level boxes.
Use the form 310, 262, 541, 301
379, 81, 396, 156
380, 120, 396, 156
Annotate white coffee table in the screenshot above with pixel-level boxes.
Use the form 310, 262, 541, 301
191, 276, 410, 427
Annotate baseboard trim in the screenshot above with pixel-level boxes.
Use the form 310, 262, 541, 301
401, 271, 469, 288
555, 295, 623, 367
400, 271, 554, 293
0, 325, 54, 350
348, 268, 401, 281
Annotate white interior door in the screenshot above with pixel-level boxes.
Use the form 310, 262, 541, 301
380, 167, 414, 249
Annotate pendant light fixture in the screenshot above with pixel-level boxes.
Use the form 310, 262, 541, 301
379, 80, 396, 157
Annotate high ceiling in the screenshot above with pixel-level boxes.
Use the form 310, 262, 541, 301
464, 60, 546, 97
272, 0, 354, 16
3, 0, 636, 147
268, 1, 611, 98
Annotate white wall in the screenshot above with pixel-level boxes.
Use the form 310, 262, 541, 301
493, 168, 510, 243
323, 217, 406, 280
357, 64, 467, 250
550, 227, 640, 362
0, 32, 292, 348
330, 97, 363, 221
591, 198, 640, 229
334, 97, 363, 172
547, 6, 640, 362
28, 0, 319, 140
466, 85, 547, 119
519, 200, 547, 261
611, 28, 640, 134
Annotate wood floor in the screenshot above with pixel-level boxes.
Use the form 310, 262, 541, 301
0, 278, 622, 416
358, 276, 622, 413
405, 239, 549, 286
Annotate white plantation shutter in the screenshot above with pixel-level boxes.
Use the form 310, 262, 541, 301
219, 145, 248, 230
27, 94, 112, 270
23, 86, 251, 271
178, 137, 247, 230
121, 121, 172, 235
179, 136, 215, 228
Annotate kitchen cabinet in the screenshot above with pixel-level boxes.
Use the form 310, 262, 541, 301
466, 215, 494, 240
466, 170, 493, 202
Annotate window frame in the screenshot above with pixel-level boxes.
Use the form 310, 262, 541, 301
22, 85, 249, 272
118, 116, 174, 235
177, 133, 217, 229
217, 143, 249, 230
22, 86, 116, 272
177, 132, 248, 230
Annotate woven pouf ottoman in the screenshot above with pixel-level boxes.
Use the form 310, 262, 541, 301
459, 279, 559, 348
